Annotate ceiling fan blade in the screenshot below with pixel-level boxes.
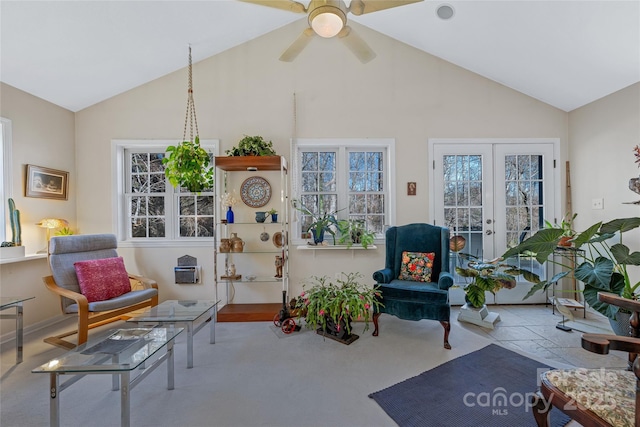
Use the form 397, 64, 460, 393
338, 26, 376, 63
349, 0, 423, 16
279, 28, 316, 62
238, 0, 306, 14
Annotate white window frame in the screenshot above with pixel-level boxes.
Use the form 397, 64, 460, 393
1, 118, 13, 243
290, 138, 396, 246
112, 139, 219, 247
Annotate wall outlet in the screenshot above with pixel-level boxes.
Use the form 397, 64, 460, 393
591, 198, 604, 210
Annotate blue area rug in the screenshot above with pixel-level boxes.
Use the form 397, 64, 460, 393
369, 344, 571, 427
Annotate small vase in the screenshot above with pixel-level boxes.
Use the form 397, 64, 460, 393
226, 206, 234, 224
271, 213, 278, 223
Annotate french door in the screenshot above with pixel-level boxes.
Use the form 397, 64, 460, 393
430, 140, 559, 304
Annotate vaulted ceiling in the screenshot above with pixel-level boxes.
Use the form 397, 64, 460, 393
1, 0, 638, 112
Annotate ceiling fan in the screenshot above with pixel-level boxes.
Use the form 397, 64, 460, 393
240, 0, 423, 63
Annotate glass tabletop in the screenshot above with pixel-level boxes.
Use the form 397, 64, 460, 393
32, 327, 183, 374
128, 299, 220, 323
0, 296, 35, 309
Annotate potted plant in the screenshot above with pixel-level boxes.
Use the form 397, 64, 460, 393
266, 208, 278, 223
454, 253, 541, 309
293, 272, 383, 343
163, 136, 214, 193
502, 217, 640, 328
55, 227, 74, 236
292, 199, 343, 245
225, 135, 277, 156
336, 219, 376, 249
544, 212, 577, 247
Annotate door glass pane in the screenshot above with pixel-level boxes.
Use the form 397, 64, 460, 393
503, 154, 545, 277
443, 155, 484, 284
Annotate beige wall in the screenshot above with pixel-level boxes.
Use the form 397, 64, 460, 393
568, 82, 640, 286
73, 22, 568, 308
0, 82, 76, 335
8, 21, 609, 333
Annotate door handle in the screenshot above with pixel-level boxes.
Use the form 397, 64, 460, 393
485, 230, 493, 235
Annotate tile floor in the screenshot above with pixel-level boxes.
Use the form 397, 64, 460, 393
458, 303, 629, 369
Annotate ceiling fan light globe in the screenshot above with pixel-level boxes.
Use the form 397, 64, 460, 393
309, 6, 347, 38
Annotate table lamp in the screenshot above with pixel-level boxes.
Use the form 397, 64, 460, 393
37, 218, 69, 253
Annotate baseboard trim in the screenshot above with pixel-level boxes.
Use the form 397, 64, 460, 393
0, 314, 70, 345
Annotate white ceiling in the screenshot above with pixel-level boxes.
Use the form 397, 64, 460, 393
1, 0, 638, 112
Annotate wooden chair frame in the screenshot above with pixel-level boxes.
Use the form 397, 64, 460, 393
531, 292, 640, 427
43, 273, 158, 349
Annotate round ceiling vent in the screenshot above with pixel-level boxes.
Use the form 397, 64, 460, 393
436, 4, 455, 20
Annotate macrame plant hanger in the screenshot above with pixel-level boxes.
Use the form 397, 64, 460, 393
183, 45, 199, 145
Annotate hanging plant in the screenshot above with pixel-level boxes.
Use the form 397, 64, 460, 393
164, 136, 213, 193
163, 46, 213, 193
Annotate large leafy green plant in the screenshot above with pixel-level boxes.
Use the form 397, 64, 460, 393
454, 253, 541, 308
293, 272, 383, 335
163, 136, 214, 193
225, 135, 276, 156
292, 198, 343, 245
502, 217, 640, 319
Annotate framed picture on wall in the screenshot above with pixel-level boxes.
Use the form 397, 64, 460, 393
26, 164, 69, 200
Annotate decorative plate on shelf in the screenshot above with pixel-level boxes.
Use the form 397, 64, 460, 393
240, 176, 271, 208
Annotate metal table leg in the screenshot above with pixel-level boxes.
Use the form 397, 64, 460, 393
120, 371, 130, 427
16, 303, 24, 364
209, 307, 216, 344
186, 321, 193, 368
167, 339, 175, 390
50, 374, 60, 427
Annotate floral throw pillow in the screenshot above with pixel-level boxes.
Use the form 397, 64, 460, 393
399, 251, 435, 282
74, 257, 132, 302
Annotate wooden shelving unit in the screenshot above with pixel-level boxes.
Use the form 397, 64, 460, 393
214, 155, 288, 322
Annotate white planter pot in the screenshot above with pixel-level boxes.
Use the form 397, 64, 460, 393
458, 303, 501, 329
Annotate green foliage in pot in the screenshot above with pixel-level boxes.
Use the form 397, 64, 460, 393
502, 217, 640, 319
454, 253, 541, 308
336, 219, 376, 249
55, 227, 74, 236
293, 272, 383, 335
225, 135, 276, 156
292, 198, 343, 245
163, 136, 214, 193
544, 212, 577, 246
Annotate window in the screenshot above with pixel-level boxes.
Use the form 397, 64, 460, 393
113, 140, 219, 246
0, 118, 12, 243
291, 138, 395, 243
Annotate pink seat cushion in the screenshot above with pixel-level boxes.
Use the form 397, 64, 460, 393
74, 257, 132, 302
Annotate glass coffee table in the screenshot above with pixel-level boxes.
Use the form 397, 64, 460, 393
0, 296, 35, 363
127, 300, 219, 368
32, 327, 182, 427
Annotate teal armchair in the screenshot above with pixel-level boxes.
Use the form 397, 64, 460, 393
372, 223, 454, 349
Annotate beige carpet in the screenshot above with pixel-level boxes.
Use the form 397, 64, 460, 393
2, 315, 497, 427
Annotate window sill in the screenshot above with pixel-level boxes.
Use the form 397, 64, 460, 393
117, 240, 216, 249
296, 245, 377, 251
0, 253, 47, 265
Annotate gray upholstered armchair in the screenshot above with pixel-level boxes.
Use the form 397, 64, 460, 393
372, 223, 454, 349
43, 234, 158, 349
